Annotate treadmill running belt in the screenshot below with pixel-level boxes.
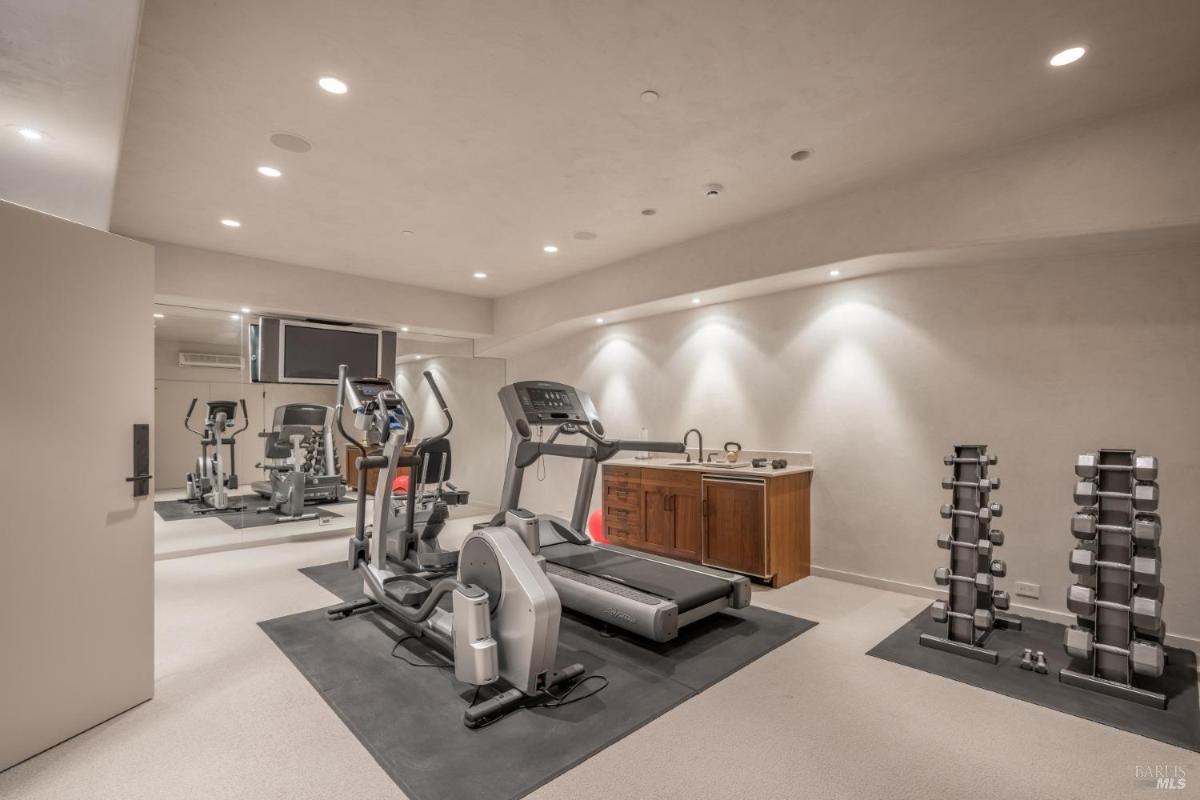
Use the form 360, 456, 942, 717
541, 541, 731, 612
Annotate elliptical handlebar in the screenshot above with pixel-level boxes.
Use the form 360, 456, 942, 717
231, 398, 250, 439
415, 370, 453, 455
184, 397, 201, 435
334, 364, 367, 461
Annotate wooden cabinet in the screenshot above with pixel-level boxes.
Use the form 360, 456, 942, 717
702, 478, 767, 576
642, 471, 702, 560
600, 464, 811, 587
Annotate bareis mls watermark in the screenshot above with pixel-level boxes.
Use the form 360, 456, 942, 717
1134, 764, 1187, 791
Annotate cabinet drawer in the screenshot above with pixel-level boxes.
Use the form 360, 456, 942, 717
604, 481, 641, 509
604, 465, 642, 484
605, 523, 641, 545
603, 501, 641, 526
642, 470, 701, 491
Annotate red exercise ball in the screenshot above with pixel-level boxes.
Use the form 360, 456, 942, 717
588, 508, 606, 543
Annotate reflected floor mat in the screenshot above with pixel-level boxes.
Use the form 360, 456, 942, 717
868, 606, 1200, 752
154, 494, 345, 528
259, 562, 816, 800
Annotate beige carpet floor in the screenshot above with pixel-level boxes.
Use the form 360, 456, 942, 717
0, 536, 1194, 800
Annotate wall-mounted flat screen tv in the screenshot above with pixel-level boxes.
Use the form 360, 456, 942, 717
279, 320, 382, 384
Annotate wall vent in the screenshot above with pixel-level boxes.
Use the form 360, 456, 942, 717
179, 352, 243, 369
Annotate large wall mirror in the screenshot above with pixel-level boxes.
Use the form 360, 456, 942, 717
152, 304, 505, 557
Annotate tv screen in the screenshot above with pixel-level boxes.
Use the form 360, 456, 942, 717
281, 322, 380, 383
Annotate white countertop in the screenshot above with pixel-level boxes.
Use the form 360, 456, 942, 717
606, 454, 813, 478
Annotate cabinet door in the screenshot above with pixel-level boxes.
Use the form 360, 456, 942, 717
641, 486, 673, 554
703, 479, 767, 576
670, 487, 702, 561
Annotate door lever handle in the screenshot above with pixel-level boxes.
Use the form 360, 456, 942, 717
125, 474, 153, 482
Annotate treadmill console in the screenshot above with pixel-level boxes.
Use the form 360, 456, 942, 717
509, 381, 589, 425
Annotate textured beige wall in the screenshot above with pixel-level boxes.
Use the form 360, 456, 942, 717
507, 248, 1200, 642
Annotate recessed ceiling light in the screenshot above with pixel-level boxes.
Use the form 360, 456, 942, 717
415, 355, 423, 360
220, 218, 241, 227
401, 230, 414, 237
1049, 47, 1086, 67
573, 231, 597, 241
17, 127, 43, 141
240, 307, 251, 314
270, 132, 312, 153
257, 166, 282, 177
640, 90, 660, 104
704, 184, 723, 198
790, 149, 813, 161
543, 245, 559, 253
595, 317, 605, 325
691, 297, 701, 304
400, 326, 409, 332
641, 208, 657, 216
318, 76, 348, 94
153, 313, 165, 319
829, 269, 841, 277
473, 272, 487, 279
230, 313, 241, 320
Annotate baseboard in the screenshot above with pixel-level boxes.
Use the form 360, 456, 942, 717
810, 564, 1200, 654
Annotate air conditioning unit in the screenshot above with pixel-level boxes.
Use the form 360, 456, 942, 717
179, 352, 243, 369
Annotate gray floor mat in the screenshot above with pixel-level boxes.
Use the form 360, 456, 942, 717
868, 606, 1200, 752
259, 562, 816, 800
154, 495, 344, 528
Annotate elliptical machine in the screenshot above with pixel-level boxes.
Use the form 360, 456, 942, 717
326, 365, 584, 728
182, 398, 249, 514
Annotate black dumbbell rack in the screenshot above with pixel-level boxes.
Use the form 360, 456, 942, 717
920, 444, 1020, 664
1060, 449, 1166, 708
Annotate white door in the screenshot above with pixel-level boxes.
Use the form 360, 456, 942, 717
0, 200, 155, 770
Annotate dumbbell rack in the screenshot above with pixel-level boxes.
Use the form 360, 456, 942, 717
1060, 449, 1167, 708
920, 444, 1020, 664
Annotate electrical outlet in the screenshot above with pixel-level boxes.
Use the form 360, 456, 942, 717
1014, 581, 1040, 599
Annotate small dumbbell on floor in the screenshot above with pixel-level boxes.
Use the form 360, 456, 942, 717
940, 503, 1003, 521
934, 563, 1007, 593
1064, 627, 1164, 677
930, 599, 994, 631
1067, 584, 1163, 633
1069, 548, 1161, 586
1070, 512, 1161, 546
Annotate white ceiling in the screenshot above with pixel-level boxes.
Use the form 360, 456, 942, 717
0, 0, 141, 228
112, 1, 1200, 297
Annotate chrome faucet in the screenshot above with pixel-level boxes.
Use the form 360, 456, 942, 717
683, 428, 703, 463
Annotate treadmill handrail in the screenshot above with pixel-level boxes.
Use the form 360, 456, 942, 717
515, 440, 598, 468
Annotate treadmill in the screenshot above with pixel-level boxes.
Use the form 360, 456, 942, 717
490, 380, 751, 641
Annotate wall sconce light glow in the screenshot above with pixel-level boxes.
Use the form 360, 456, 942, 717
543, 245, 559, 254
230, 314, 241, 320
473, 272, 488, 279
829, 269, 841, 277
691, 297, 701, 304
153, 313, 165, 319
595, 317, 605, 325
1049, 47, 1086, 67
221, 218, 241, 228
17, 127, 43, 141
257, 166, 282, 177
240, 307, 251, 314
318, 76, 348, 94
